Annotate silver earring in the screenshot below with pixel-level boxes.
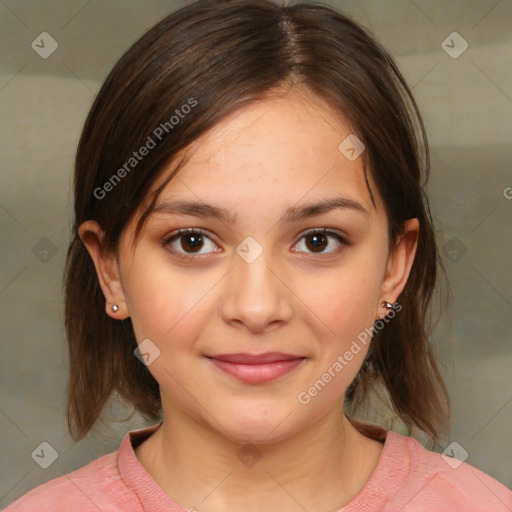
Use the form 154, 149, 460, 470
111, 304, 119, 313
381, 301, 394, 310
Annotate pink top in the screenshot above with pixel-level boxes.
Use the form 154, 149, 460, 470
3, 421, 511, 512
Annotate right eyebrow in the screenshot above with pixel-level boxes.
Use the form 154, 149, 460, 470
152, 200, 237, 224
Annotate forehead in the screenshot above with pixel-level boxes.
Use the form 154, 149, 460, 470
146, 89, 382, 223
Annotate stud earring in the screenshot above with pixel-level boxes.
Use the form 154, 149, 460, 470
381, 301, 394, 310
111, 304, 119, 313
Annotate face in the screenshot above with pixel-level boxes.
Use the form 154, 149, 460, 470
81, 87, 418, 444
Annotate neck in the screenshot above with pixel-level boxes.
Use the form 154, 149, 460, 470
135, 401, 384, 512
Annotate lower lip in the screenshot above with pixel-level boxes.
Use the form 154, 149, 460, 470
208, 358, 305, 384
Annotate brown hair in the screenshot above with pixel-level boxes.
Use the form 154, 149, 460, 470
64, 0, 450, 443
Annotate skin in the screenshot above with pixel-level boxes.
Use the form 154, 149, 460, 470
79, 86, 419, 512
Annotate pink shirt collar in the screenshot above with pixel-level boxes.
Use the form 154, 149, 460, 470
117, 421, 408, 511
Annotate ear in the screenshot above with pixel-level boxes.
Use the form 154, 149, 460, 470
378, 218, 419, 318
78, 220, 129, 320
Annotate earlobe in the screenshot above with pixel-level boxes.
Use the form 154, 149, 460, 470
379, 218, 420, 313
78, 220, 129, 320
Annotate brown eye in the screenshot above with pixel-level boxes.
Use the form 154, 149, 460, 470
293, 229, 347, 255
305, 232, 328, 252
163, 227, 347, 260
179, 232, 204, 253
165, 228, 218, 257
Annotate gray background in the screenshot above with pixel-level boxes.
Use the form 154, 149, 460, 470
1, 0, 511, 507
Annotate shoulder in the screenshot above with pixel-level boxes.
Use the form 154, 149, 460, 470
2, 451, 139, 512
384, 431, 512, 512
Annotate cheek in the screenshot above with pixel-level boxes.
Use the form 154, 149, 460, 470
306, 263, 382, 339
122, 258, 215, 401
296, 261, 382, 397
122, 252, 212, 344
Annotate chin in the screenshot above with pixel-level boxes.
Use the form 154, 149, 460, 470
215, 407, 305, 446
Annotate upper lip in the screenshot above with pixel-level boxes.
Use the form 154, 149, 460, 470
207, 352, 305, 364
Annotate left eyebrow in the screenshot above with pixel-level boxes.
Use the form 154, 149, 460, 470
282, 196, 369, 222
152, 196, 369, 224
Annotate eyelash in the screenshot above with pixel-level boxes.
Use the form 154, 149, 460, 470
163, 227, 348, 260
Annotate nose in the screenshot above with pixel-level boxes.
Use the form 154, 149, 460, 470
220, 247, 293, 333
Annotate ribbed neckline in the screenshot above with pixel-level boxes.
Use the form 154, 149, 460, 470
117, 421, 409, 511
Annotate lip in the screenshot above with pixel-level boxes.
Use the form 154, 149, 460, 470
208, 352, 304, 364
206, 352, 306, 384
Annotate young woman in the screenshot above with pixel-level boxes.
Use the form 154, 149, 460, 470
5, 1, 511, 511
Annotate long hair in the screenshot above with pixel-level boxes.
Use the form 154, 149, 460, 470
64, 0, 450, 442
